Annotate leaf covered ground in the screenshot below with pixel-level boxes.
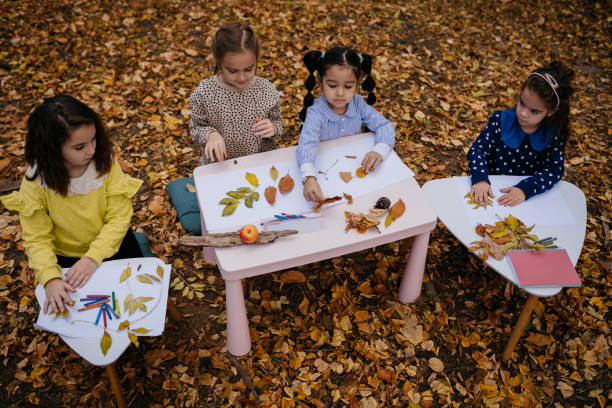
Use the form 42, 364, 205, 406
0, 0, 610, 407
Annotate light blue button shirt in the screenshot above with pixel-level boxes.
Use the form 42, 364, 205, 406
296, 94, 395, 179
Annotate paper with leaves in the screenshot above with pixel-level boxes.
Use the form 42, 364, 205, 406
34, 258, 171, 341
198, 136, 414, 232
453, 176, 576, 226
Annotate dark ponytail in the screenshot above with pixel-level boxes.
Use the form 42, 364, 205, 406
523, 61, 574, 149
300, 47, 377, 127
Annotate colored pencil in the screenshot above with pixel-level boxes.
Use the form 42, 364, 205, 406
80, 297, 108, 301
103, 303, 112, 320
95, 305, 103, 325
111, 292, 116, 312
77, 299, 110, 312
106, 303, 119, 320
86, 294, 110, 298
103, 306, 107, 328
274, 214, 291, 220
84, 297, 109, 306
115, 298, 121, 318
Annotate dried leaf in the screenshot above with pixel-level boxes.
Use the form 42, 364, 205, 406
265, 186, 277, 205
343, 192, 353, 204
245, 195, 253, 208
356, 167, 368, 178
236, 187, 252, 193
278, 173, 295, 194
131, 327, 150, 334
218, 198, 235, 205
312, 196, 342, 212
145, 273, 160, 282
137, 302, 146, 312
389, 199, 406, 219
119, 265, 131, 283
156, 265, 164, 279
270, 166, 279, 182
429, 357, 444, 373
280, 270, 306, 284
100, 331, 112, 355
185, 183, 196, 193
124, 294, 133, 312
137, 275, 153, 284
339, 171, 352, 183
251, 191, 259, 201
128, 332, 139, 347
226, 191, 245, 199
136, 296, 154, 302
129, 300, 138, 315
118, 320, 130, 331
222, 200, 238, 216
245, 172, 259, 187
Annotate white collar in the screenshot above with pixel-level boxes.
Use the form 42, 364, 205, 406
26, 161, 106, 196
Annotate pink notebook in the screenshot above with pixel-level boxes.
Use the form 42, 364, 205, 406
507, 249, 581, 288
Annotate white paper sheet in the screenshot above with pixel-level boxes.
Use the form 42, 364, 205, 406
200, 137, 414, 231
454, 175, 576, 226
34, 258, 171, 339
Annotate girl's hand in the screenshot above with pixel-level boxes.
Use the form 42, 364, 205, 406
44, 278, 76, 314
497, 187, 526, 207
303, 177, 324, 202
252, 118, 277, 138
64, 256, 98, 288
205, 132, 227, 162
361, 151, 383, 172
470, 181, 495, 205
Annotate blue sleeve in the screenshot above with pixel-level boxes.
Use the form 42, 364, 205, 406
356, 96, 395, 148
467, 112, 500, 185
296, 107, 324, 167
515, 134, 565, 200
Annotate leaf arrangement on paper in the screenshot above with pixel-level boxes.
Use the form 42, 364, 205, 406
469, 214, 544, 261
464, 192, 493, 209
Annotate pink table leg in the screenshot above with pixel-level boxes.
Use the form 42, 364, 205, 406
398, 231, 431, 304
225, 279, 251, 356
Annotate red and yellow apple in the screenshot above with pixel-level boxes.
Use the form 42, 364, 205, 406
239, 224, 259, 244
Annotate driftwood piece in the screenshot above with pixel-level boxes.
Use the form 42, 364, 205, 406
179, 230, 297, 247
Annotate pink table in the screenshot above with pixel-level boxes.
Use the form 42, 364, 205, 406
193, 133, 437, 355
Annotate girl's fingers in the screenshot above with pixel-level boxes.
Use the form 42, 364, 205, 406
44, 298, 50, 314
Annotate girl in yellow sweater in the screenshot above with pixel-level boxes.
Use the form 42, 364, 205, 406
1, 95, 143, 314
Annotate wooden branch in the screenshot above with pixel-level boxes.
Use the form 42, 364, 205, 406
179, 230, 297, 247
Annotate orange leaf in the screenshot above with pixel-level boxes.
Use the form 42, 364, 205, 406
312, 196, 342, 212
389, 199, 406, 219
278, 173, 294, 194
343, 192, 353, 204
354, 310, 370, 322
264, 186, 277, 205
339, 171, 352, 183
356, 167, 368, 178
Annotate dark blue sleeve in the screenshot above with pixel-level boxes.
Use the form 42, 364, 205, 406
467, 112, 500, 185
515, 134, 565, 200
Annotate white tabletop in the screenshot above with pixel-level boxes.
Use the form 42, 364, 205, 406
422, 177, 587, 297
194, 133, 438, 280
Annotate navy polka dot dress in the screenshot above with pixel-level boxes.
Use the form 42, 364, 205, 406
467, 110, 564, 200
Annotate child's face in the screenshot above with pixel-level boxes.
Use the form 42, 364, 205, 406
321, 65, 357, 115
62, 123, 96, 175
516, 87, 555, 134
219, 50, 257, 89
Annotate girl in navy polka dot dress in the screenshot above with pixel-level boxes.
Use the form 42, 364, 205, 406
468, 61, 574, 207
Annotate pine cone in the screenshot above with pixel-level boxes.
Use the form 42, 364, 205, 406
374, 197, 391, 210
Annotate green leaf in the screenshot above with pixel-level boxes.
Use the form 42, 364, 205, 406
251, 191, 259, 201
222, 201, 238, 216
226, 191, 245, 199
245, 195, 253, 208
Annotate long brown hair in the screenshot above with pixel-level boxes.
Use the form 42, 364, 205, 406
522, 61, 574, 149
25, 95, 113, 195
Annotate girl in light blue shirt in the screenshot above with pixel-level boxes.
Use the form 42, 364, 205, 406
296, 47, 395, 202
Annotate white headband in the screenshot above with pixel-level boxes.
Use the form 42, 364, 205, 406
528, 72, 560, 108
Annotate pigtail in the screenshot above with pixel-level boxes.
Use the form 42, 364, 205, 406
299, 50, 323, 128
359, 53, 376, 105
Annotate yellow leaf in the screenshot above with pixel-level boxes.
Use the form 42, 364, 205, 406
131, 327, 150, 333
137, 302, 146, 312
245, 172, 259, 187
156, 265, 164, 279
124, 294, 132, 312
137, 275, 153, 284
129, 300, 138, 315
384, 214, 394, 227
507, 214, 520, 230
118, 320, 130, 331
119, 266, 131, 283
136, 297, 154, 302
270, 166, 279, 182
222, 200, 238, 216
185, 183, 196, 193
128, 332, 139, 347
145, 273, 160, 283
100, 331, 112, 355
